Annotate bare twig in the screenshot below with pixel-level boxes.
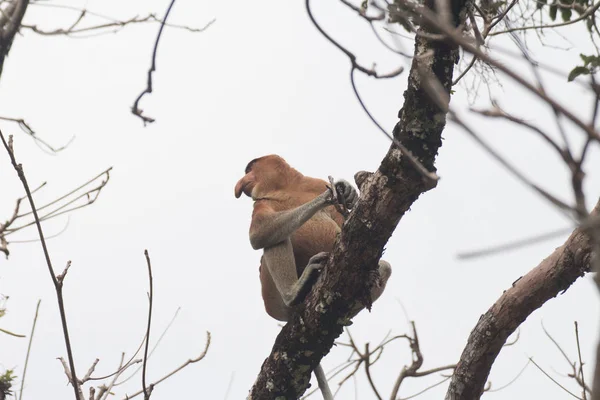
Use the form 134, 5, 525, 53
80, 359, 99, 384
490, 0, 600, 36
457, 226, 573, 259
339, 0, 385, 22
392, 0, 600, 143
3, 167, 112, 238
389, 322, 456, 399
131, 0, 177, 125
399, 376, 451, 399
450, 113, 576, 214
530, 357, 583, 399
0, 129, 80, 400
142, 250, 154, 400
58, 357, 84, 399
0, 327, 25, 337
349, 67, 439, 184
574, 322, 590, 398
542, 321, 574, 366
472, 106, 567, 160
121, 332, 211, 400
487, 360, 531, 392
111, 307, 181, 385
306, 0, 404, 79
22, 14, 214, 37
458, 215, 600, 259
363, 343, 382, 400
0, 116, 72, 153
18, 299, 41, 400
99, 353, 134, 400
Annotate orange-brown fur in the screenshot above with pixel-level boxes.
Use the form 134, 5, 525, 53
235, 155, 343, 321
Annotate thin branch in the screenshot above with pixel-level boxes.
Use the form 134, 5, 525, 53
363, 343, 382, 400
453, 55, 478, 85
530, 357, 583, 399
0, 327, 25, 337
388, 322, 455, 399
574, 322, 589, 398
0, 116, 72, 153
121, 331, 211, 400
0, 129, 80, 400
542, 321, 574, 366
457, 226, 573, 259
17, 168, 111, 219
392, 0, 600, 143
58, 357, 85, 400
9, 216, 70, 244
4, 168, 112, 237
80, 359, 99, 384
306, 0, 404, 79
399, 376, 451, 400
369, 24, 413, 58
504, 329, 521, 347
142, 250, 154, 400
131, 0, 177, 125
23, 15, 214, 37
106, 307, 181, 385
458, 214, 600, 260
450, 113, 576, 214
349, 67, 438, 184
490, 0, 600, 36
18, 299, 41, 400
487, 360, 531, 392
99, 353, 134, 400
339, 0, 385, 21
471, 106, 567, 161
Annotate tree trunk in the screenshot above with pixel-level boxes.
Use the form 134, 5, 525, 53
0, 0, 30, 77
248, 0, 468, 397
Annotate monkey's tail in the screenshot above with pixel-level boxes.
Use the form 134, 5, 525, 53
314, 363, 333, 400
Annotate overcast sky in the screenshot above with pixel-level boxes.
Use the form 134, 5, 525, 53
1, 1, 599, 399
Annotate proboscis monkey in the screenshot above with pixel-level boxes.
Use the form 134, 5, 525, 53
235, 155, 392, 400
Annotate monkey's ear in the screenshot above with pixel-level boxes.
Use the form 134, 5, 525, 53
354, 171, 373, 191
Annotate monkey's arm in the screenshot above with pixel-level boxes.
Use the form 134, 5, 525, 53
249, 191, 332, 250
249, 180, 357, 249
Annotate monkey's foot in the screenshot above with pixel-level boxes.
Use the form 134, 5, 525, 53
307, 251, 330, 267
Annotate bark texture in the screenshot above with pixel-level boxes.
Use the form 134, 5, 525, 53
0, 0, 29, 77
248, 1, 467, 398
445, 201, 599, 400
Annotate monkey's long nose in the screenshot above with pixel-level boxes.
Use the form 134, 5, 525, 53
234, 177, 246, 198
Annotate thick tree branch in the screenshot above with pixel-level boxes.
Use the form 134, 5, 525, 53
248, 0, 467, 397
446, 201, 599, 400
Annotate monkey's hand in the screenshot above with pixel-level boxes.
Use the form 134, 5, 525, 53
287, 252, 329, 306
326, 179, 358, 209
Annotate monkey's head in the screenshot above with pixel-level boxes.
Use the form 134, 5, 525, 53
234, 155, 297, 199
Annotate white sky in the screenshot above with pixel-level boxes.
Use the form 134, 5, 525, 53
0, 1, 599, 399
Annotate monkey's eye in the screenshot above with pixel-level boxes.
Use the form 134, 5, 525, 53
245, 159, 258, 174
